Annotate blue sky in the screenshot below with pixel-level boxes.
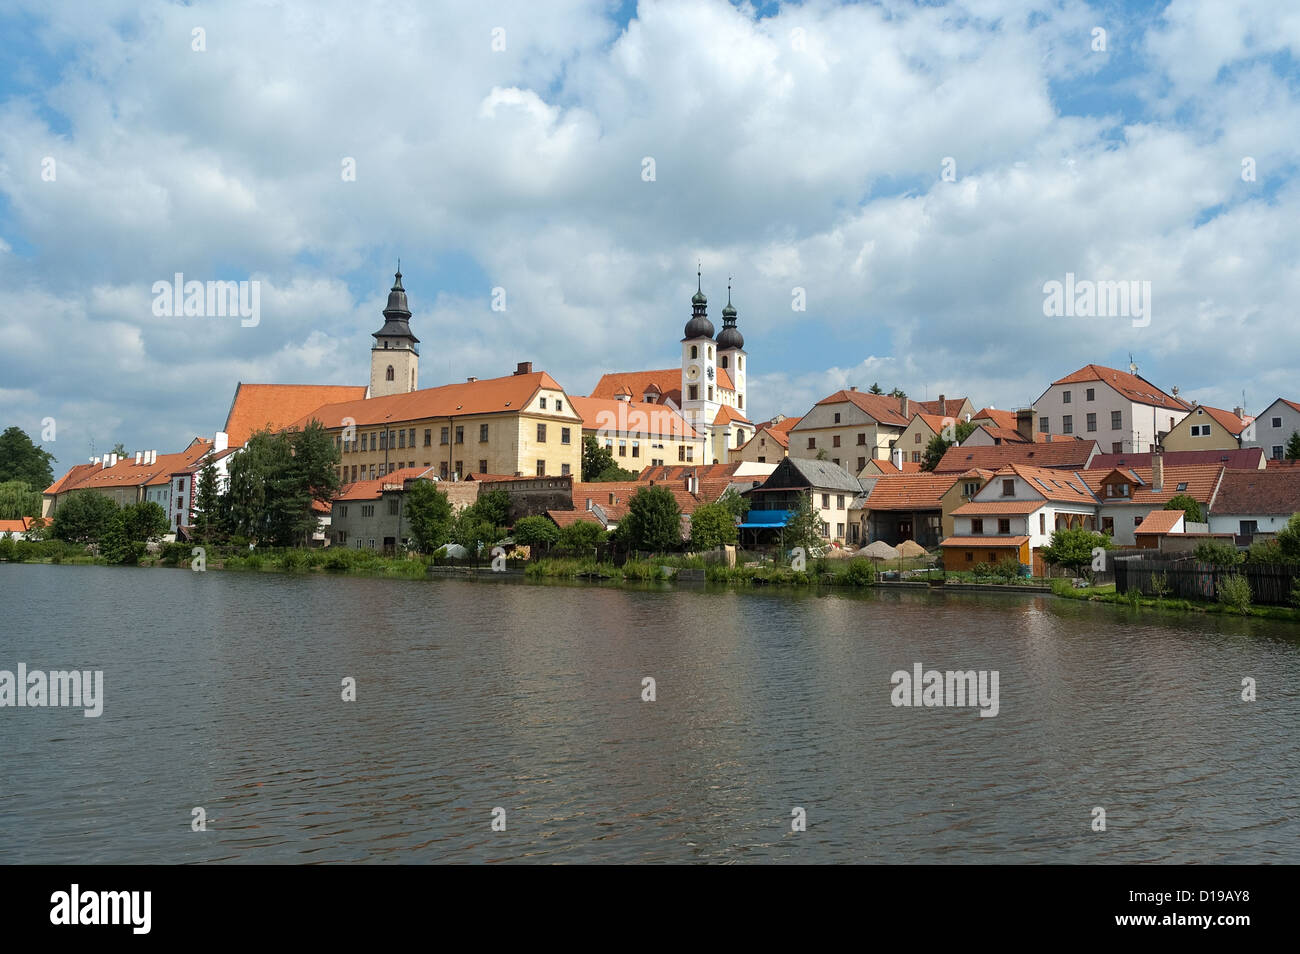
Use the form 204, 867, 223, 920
2, 0, 1299, 469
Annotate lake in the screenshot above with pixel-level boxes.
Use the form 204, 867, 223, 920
1, 563, 1296, 863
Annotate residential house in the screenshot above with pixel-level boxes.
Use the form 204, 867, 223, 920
731, 415, 801, 464
1088, 447, 1265, 471
933, 440, 1099, 474
941, 464, 1100, 572
1132, 509, 1186, 549
1205, 469, 1300, 543
741, 457, 864, 546
1242, 398, 1300, 461
42, 439, 215, 519
1079, 455, 1225, 546
0, 517, 43, 540
330, 467, 437, 551
860, 456, 923, 477
859, 472, 962, 549
788, 389, 912, 469
940, 468, 996, 539
1160, 404, 1252, 452
1034, 364, 1191, 452
893, 413, 958, 464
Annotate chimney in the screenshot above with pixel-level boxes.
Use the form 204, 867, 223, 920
938, 394, 946, 416
1151, 444, 1164, 492
514, 361, 533, 376
108, 453, 118, 467
899, 395, 909, 418
135, 452, 143, 465
215, 431, 229, 452
685, 472, 699, 495
849, 385, 857, 392
1016, 407, 1034, 442
100, 457, 108, 469
892, 448, 903, 470
1233, 405, 1245, 419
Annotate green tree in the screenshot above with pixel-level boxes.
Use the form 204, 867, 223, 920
1039, 526, 1112, 578
0, 426, 57, 489
1192, 540, 1242, 566
1163, 493, 1204, 524
1286, 431, 1300, 460
468, 489, 512, 528
1274, 512, 1300, 563
560, 519, 606, 552
404, 481, 453, 553
52, 490, 118, 544
815, 448, 829, 461
581, 436, 636, 481
0, 480, 42, 519
111, 442, 127, 457
868, 383, 884, 395
449, 509, 498, 555
689, 501, 738, 550
784, 491, 825, 555
121, 501, 169, 542
621, 486, 682, 552
193, 463, 222, 542
888, 387, 907, 399
99, 511, 143, 564
717, 487, 751, 522
512, 515, 560, 549
222, 423, 340, 546
920, 434, 950, 471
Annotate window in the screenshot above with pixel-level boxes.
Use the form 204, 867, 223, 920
1062, 390, 1071, 404
678, 446, 686, 462
689, 385, 699, 401
440, 462, 448, 479
1240, 520, 1258, 535
858, 457, 866, 471
833, 435, 841, 448
1272, 445, 1284, 459
369, 433, 377, 451
1039, 417, 1049, 434
556, 400, 563, 413
1272, 417, 1283, 428
1086, 388, 1095, 401
1002, 479, 1015, 496
708, 347, 713, 359
536, 460, 546, 476
408, 428, 415, 447
685, 446, 694, 462
440, 427, 449, 445
536, 423, 547, 443
1191, 424, 1212, 437
998, 519, 1011, 534
834, 412, 841, 423
965, 551, 973, 562
1102, 517, 1114, 535
398, 430, 406, 448
821, 494, 830, 508
1176, 482, 1187, 491
1112, 442, 1122, 454
736, 429, 745, 443
478, 460, 487, 474
454, 461, 462, 477
857, 433, 866, 445
808, 437, 816, 449
707, 386, 714, 401
351, 465, 357, 482
632, 442, 640, 458
423, 428, 431, 447
455, 426, 464, 444
720, 355, 728, 368
618, 441, 627, 457
377, 463, 386, 477
1134, 515, 1143, 527
911, 451, 921, 463
539, 397, 547, 410
690, 345, 698, 359
480, 424, 489, 442
914, 433, 922, 444
386, 365, 394, 381
836, 495, 845, 509
971, 518, 984, 534
561, 427, 571, 445
1086, 413, 1096, 432
963, 482, 979, 496
361, 504, 375, 518
820, 522, 829, 538
1062, 415, 1073, 434
1111, 410, 1122, 430
1039, 513, 1045, 534
388, 499, 399, 516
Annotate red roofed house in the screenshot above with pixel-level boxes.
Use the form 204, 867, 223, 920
731, 414, 800, 464
43, 438, 216, 522
1079, 452, 1225, 545
1161, 403, 1253, 453
1243, 398, 1300, 461
1132, 508, 1186, 548
1207, 468, 1300, 543
570, 395, 706, 470
788, 389, 914, 473
1034, 363, 1192, 453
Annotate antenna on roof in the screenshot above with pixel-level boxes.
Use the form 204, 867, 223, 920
1128, 353, 1138, 374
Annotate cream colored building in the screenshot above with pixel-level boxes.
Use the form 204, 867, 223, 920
570, 395, 707, 468
1160, 404, 1251, 452
787, 389, 912, 472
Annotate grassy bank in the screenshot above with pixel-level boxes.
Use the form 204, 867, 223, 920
525, 555, 878, 587
1050, 580, 1300, 622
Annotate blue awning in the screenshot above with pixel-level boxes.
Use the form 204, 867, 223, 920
739, 509, 791, 528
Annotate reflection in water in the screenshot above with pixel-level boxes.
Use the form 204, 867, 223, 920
1, 564, 1297, 863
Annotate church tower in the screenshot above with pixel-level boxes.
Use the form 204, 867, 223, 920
681, 269, 719, 438
716, 282, 746, 417
370, 265, 419, 398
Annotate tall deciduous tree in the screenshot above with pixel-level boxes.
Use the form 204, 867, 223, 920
193, 463, 222, 542
404, 480, 453, 553
1286, 431, 1300, 460
783, 491, 825, 555
222, 422, 341, 546
1039, 527, 1112, 577
0, 480, 42, 519
688, 501, 737, 550
52, 490, 119, 544
1163, 493, 1204, 524
621, 486, 682, 552
0, 426, 57, 489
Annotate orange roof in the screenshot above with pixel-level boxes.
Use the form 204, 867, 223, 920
713, 405, 752, 426
813, 390, 911, 426
46, 440, 213, 495
570, 396, 701, 440
865, 458, 923, 475
0, 517, 38, 534
1050, 365, 1190, 411
863, 473, 959, 510
224, 384, 367, 446
1134, 509, 1185, 534
997, 464, 1097, 503
1183, 405, 1252, 436
941, 535, 1029, 548
972, 408, 1018, 429
737, 416, 800, 453
334, 466, 436, 501
916, 396, 970, 416
935, 441, 1098, 473
911, 413, 953, 433
951, 500, 1045, 515
284, 371, 567, 430
1080, 464, 1224, 505
547, 509, 602, 528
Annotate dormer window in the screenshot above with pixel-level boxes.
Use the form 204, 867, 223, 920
1001, 479, 1015, 496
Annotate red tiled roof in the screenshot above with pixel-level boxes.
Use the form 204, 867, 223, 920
1050, 364, 1190, 411
1134, 509, 1185, 534
45, 440, 213, 495
571, 396, 702, 440
547, 509, 602, 528
334, 466, 436, 501
590, 369, 683, 407
935, 441, 1098, 473
915, 396, 970, 417
813, 390, 911, 427
951, 500, 1045, 515
863, 473, 959, 510
713, 405, 752, 426
941, 535, 1029, 548
1211, 469, 1300, 515
224, 384, 367, 446
737, 416, 800, 453
972, 408, 1018, 429
997, 464, 1097, 503
1089, 447, 1264, 470
1080, 464, 1224, 505
0, 517, 38, 534
283, 371, 569, 430
865, 458, 923, 475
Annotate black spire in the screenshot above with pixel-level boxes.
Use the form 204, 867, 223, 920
717, 279, 743, 350
684, 265, 714, 339
373, 264, 419, 345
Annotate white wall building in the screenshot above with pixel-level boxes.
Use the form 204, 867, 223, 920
1033, 364, 1191, 454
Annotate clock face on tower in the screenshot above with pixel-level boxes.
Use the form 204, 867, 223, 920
706, 366, 715, 380
685, 364, 701, 382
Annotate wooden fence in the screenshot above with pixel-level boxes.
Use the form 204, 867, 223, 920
1115, 558, 1299, 606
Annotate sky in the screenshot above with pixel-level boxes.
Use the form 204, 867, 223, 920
1, 0, 1298, 471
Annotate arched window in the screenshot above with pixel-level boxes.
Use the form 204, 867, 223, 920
411, 369, 415, 389
690, 345, 698, 359
386, 365, 395, 381
708, 347, 713, 359
720, 355, 728, 368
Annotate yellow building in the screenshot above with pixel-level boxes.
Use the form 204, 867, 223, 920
289, 362, 584, 482
569, 395, 706, 468
1160, 404, 1251, 452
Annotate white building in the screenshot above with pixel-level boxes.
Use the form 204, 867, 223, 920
1242, 398, 1300, 461
1033, 364, 1191, 454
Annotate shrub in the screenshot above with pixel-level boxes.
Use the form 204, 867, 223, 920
1217, 574, 1252, 615
276, 548, 308, 571
843, 559, 875, 586
1193, 541, 1243, 566
0, 534, 14, 562
158, 542, 194, 566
